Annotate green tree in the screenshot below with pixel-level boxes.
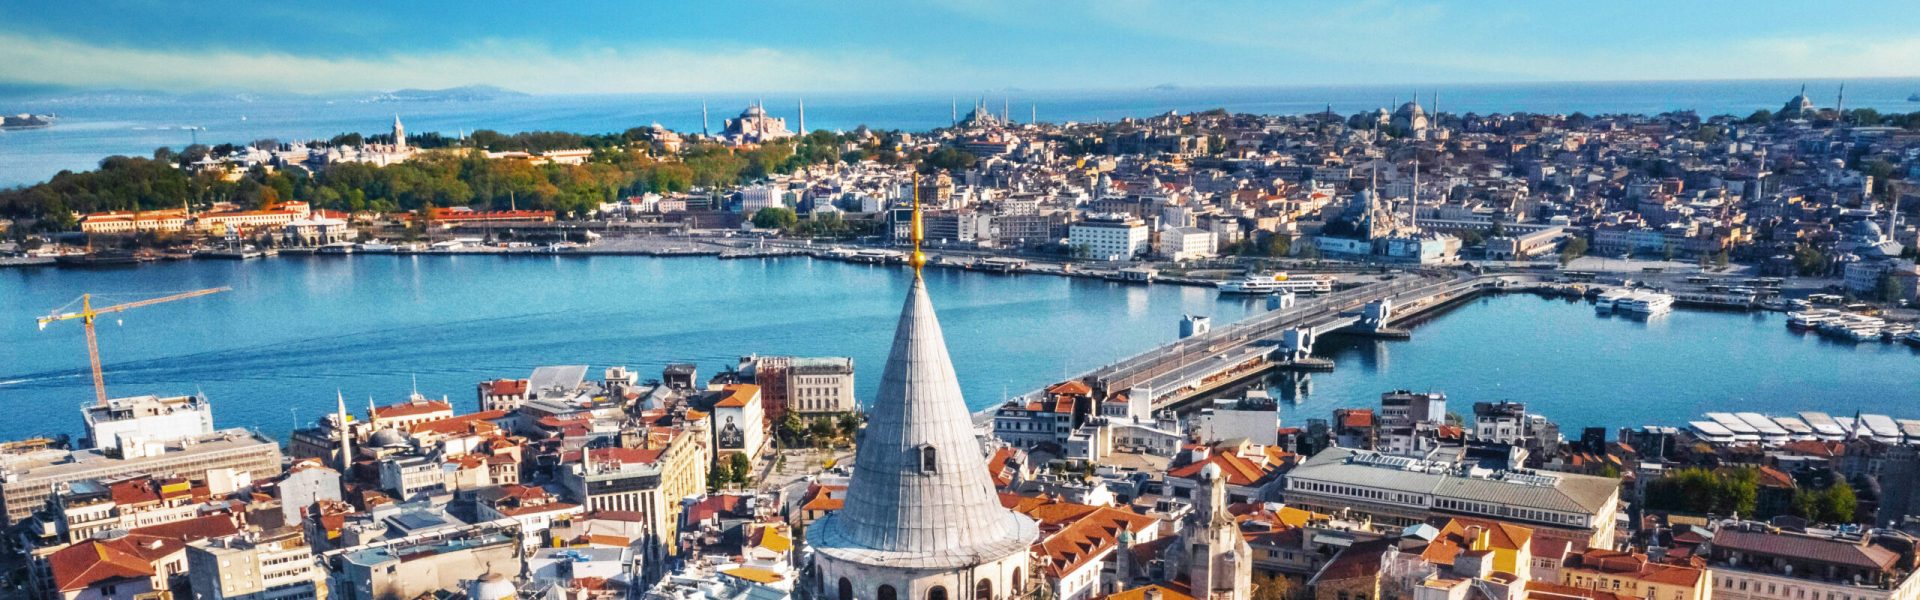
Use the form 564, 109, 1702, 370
1819, 481, 1857, 523
1875, 272, 1906, 304
752, 206, 797, 229
809, 417, 839, 447
1744, 109, 1774, 125
1489, 219, 1507, 238
1265, 234, 1292, 258
729, 453, 753, 485
1561, 237, 1589, 266
1793, 245, 1826, 276
709, 459, 733, 491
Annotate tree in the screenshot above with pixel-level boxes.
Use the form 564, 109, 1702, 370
752, 206, 797, 229
836, 412, 864, 438
1793, 245, 1826, 276
1644, 467, 1757, 516
1819, 481, 1857, 523
1489, 219, 1507, 238
1264, 234, 1292, 258
729, 453, 753, 485
1253, 573, 1297, 600
809, 418, 838, 447
709, 459, 734, 491
1744, 109, 1774, 125
1875, 271, 1906, 304
1561, 237, 1589, 266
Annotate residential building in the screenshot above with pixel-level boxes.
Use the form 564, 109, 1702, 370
1705, 523, 1920, 600
185, 529, 328, 600
81, 394, 215, 457
1069, 214, 1149, 261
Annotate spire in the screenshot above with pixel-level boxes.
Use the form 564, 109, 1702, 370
798, 97, 806, 134
701, 100, 710, 136
1837, 82, 1846, 124
806, 267, 1035, 562
910, 173, 925, 276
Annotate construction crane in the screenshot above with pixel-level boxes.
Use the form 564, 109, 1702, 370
37, 287, 230, 406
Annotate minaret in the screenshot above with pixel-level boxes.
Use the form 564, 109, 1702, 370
701, 100, 710, 137
808, 173, 1037, 598
1002, 96, 1009, 124
336, 391, 353, 470
951, 98, 958, 127
1837, 82, 1846, 124
392, 115, 406, 151
798, 98, 806, 134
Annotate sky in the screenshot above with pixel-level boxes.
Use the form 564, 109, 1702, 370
1, 1, 1917, 95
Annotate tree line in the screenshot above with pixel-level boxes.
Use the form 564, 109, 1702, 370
0, 127, 935, 232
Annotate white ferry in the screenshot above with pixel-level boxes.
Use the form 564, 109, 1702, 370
1218, 272, 1333, 295
1594, 288, 1633, 313
1616, 291, 1675, 315
1785, 309, 1839, 330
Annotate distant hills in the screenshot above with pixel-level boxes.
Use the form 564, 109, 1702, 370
364, 85, 530, 103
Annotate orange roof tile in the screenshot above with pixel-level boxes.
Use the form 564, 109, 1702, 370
715, 384, 760, 408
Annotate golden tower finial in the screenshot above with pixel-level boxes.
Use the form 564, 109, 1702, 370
910, 171, 926, 276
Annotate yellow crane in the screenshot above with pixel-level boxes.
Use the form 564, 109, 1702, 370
37, 287, 230, 406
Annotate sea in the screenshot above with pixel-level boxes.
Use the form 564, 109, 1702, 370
3, 78, 1919, 188
4, 256, 1919, 443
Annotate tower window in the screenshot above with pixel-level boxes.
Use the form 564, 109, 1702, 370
920, 445, 937, 474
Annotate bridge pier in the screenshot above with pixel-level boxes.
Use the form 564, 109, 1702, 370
1273, 326, 1334, 371
1350, 298, 1412, 339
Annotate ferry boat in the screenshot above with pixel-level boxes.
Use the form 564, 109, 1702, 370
316, 242, 356, 255
1786, 309, 1839, 330
1902, 330, 1920, 348
1594, 288, 1632, 314
356, 241, 397, 253
1910, 92, 1920, 102
1688, 411, 1920, 446
1218, 272, 1333, 295
1615, 291, 1675, 315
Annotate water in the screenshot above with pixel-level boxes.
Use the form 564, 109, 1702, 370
1271, 294, 1920, 431
4, 78, 1918, 187
5, 258, 1920, 444
0, 256, 1256, 441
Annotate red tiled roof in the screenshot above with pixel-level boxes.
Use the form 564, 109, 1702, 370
1046, 380, 1092, 396
374, 399, 452, 419
48, 513, 242, 592
485, 379, 530, 396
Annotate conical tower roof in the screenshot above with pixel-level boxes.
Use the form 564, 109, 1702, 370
809, 276, 1036, 567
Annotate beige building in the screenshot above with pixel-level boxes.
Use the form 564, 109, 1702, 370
186, 529, 328, 600
788, 357, 857, 415
0, 429, 282, 526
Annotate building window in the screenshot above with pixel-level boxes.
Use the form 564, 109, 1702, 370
839, 578, 853, 600
880, 585, 898, 600
977, 579, 993, 600
921, 445, 938, 474
928, 586, 949, 600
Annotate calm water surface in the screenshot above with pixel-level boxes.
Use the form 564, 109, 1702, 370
3, 257, 1919, 442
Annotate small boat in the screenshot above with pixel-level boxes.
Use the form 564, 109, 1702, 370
1902, 330, 1920, 348
316, 242, 356, 255
1909, 93, 1920, 102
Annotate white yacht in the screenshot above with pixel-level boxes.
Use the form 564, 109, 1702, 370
1786, 309, 1839, 330
1219, 272, 1333, 295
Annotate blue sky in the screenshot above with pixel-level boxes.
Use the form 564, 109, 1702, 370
1, 1, 1915, 94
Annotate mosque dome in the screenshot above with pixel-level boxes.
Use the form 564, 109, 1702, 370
1395, 101, 1426, 118
368, 428, 409, 448
467, 572, 517, 600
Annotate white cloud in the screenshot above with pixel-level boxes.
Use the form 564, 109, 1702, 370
0, 33, 946, 94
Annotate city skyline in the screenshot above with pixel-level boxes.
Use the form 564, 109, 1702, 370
2, 1, 1917, 94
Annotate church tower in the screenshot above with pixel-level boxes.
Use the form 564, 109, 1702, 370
1186, 463, 1253, 600
392, 115, 407, 151
810, 176, 1038, 600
